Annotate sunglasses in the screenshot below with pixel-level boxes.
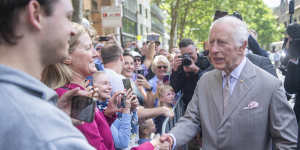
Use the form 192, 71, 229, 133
134, 59, 141, 62
157, 66, 168, 69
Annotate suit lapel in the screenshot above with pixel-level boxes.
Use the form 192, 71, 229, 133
218, 59, 256, 127
211, 70, 224, 119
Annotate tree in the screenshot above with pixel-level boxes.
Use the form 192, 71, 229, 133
158, 0, 283, 51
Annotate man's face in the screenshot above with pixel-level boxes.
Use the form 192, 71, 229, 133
208, 22, 245, 74
180, 45, 198, 62
40, 0, 74, 65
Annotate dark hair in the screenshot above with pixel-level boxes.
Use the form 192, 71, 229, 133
179, 38, 194, 48
101, 44, 124, 64
0, 0, 57, 45
287, 23, 300, 39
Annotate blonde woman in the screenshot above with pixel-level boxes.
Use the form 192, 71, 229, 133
42, 23, 121, 150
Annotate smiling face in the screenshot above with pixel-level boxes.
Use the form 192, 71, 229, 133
122, 55, 135, 78
160, 89, 175, 104
208, 22, 246, 74
155, 61, 169, 79
69, 32, 98, 77
93, 72, 112, 100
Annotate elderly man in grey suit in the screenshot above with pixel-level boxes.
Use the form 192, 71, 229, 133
160, 16, 298, 150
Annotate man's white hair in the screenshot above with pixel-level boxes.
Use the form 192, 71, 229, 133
210, 16, 249, 47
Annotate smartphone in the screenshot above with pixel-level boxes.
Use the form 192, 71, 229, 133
163, 74, 170, 83
136, 69, 144, 75
71, 96, 96, 122
99, 36, 110, 41
122, 78, 132, 90
147, 34, 160, 41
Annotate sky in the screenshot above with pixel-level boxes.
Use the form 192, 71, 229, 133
263, 0, 281, 8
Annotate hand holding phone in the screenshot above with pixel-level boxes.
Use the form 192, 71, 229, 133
121, 79, 133, 108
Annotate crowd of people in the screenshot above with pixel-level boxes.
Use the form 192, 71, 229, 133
0, 0, 300, 150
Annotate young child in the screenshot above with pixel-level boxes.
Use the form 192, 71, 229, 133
138, 119, 156, 145
157, 85, 176, 108
154, 85, 175, 134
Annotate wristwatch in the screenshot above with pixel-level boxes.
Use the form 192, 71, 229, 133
145, 86, 153, 92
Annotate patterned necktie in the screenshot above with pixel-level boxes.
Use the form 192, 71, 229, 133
223, 75, 230, 114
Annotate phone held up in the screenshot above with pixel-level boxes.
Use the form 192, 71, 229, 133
135, 69, 144, 79
98, 36, 110, 42
71, 95, 96, 123
163, 74, 170, 84
121, 79, 133, 108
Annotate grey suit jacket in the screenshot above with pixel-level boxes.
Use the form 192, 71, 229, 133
170, 59, 297, 150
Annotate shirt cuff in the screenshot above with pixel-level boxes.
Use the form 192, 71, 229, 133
168, 133, 176, 150
290, 58, 299, 65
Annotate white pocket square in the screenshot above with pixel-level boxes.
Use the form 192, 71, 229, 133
243, 101, 259, 110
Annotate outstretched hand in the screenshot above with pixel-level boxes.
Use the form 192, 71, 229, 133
151, 134, 171, 150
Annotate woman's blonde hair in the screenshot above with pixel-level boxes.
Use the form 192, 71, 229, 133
151, 55, 171, 74
41, 22, 90, 89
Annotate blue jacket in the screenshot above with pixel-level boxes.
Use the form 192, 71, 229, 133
111, 112, 139, 149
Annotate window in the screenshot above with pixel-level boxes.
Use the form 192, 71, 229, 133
139, 4, 142, 14
122, 17, 137, 36
140, 25, 144, 35
145, 9, 148, 18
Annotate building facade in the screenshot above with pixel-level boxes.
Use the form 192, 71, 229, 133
151, 4, 169, 49
274, 0, 300, 27
81, 0, 168, 47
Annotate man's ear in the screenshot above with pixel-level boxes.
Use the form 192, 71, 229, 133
27, 0, 43, 30
120, 55, 124, 63
239, 41, 248, 54
63, 57, 72, 65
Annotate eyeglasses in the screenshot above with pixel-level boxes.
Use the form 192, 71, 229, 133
157, 66, 168, 69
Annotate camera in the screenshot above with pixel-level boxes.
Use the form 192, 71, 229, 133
180, 54, 192, 66
98, 36, 110, 42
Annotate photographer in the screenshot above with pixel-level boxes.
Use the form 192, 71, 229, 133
170, 38, 212, 110
284, 24, 300, 148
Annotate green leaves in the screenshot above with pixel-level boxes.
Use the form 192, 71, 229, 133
160, 0, 283, 50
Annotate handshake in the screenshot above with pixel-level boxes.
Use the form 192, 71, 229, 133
150, 134, 174, 150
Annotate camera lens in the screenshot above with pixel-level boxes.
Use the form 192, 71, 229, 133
182, 54, 192, 66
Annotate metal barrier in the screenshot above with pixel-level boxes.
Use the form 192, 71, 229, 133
161, 92, 188, 150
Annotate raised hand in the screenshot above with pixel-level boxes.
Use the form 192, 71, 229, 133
104, 91, 124, 117
57, 88, 91, 125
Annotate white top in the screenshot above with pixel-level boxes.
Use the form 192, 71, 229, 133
221, 57, 247, 95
